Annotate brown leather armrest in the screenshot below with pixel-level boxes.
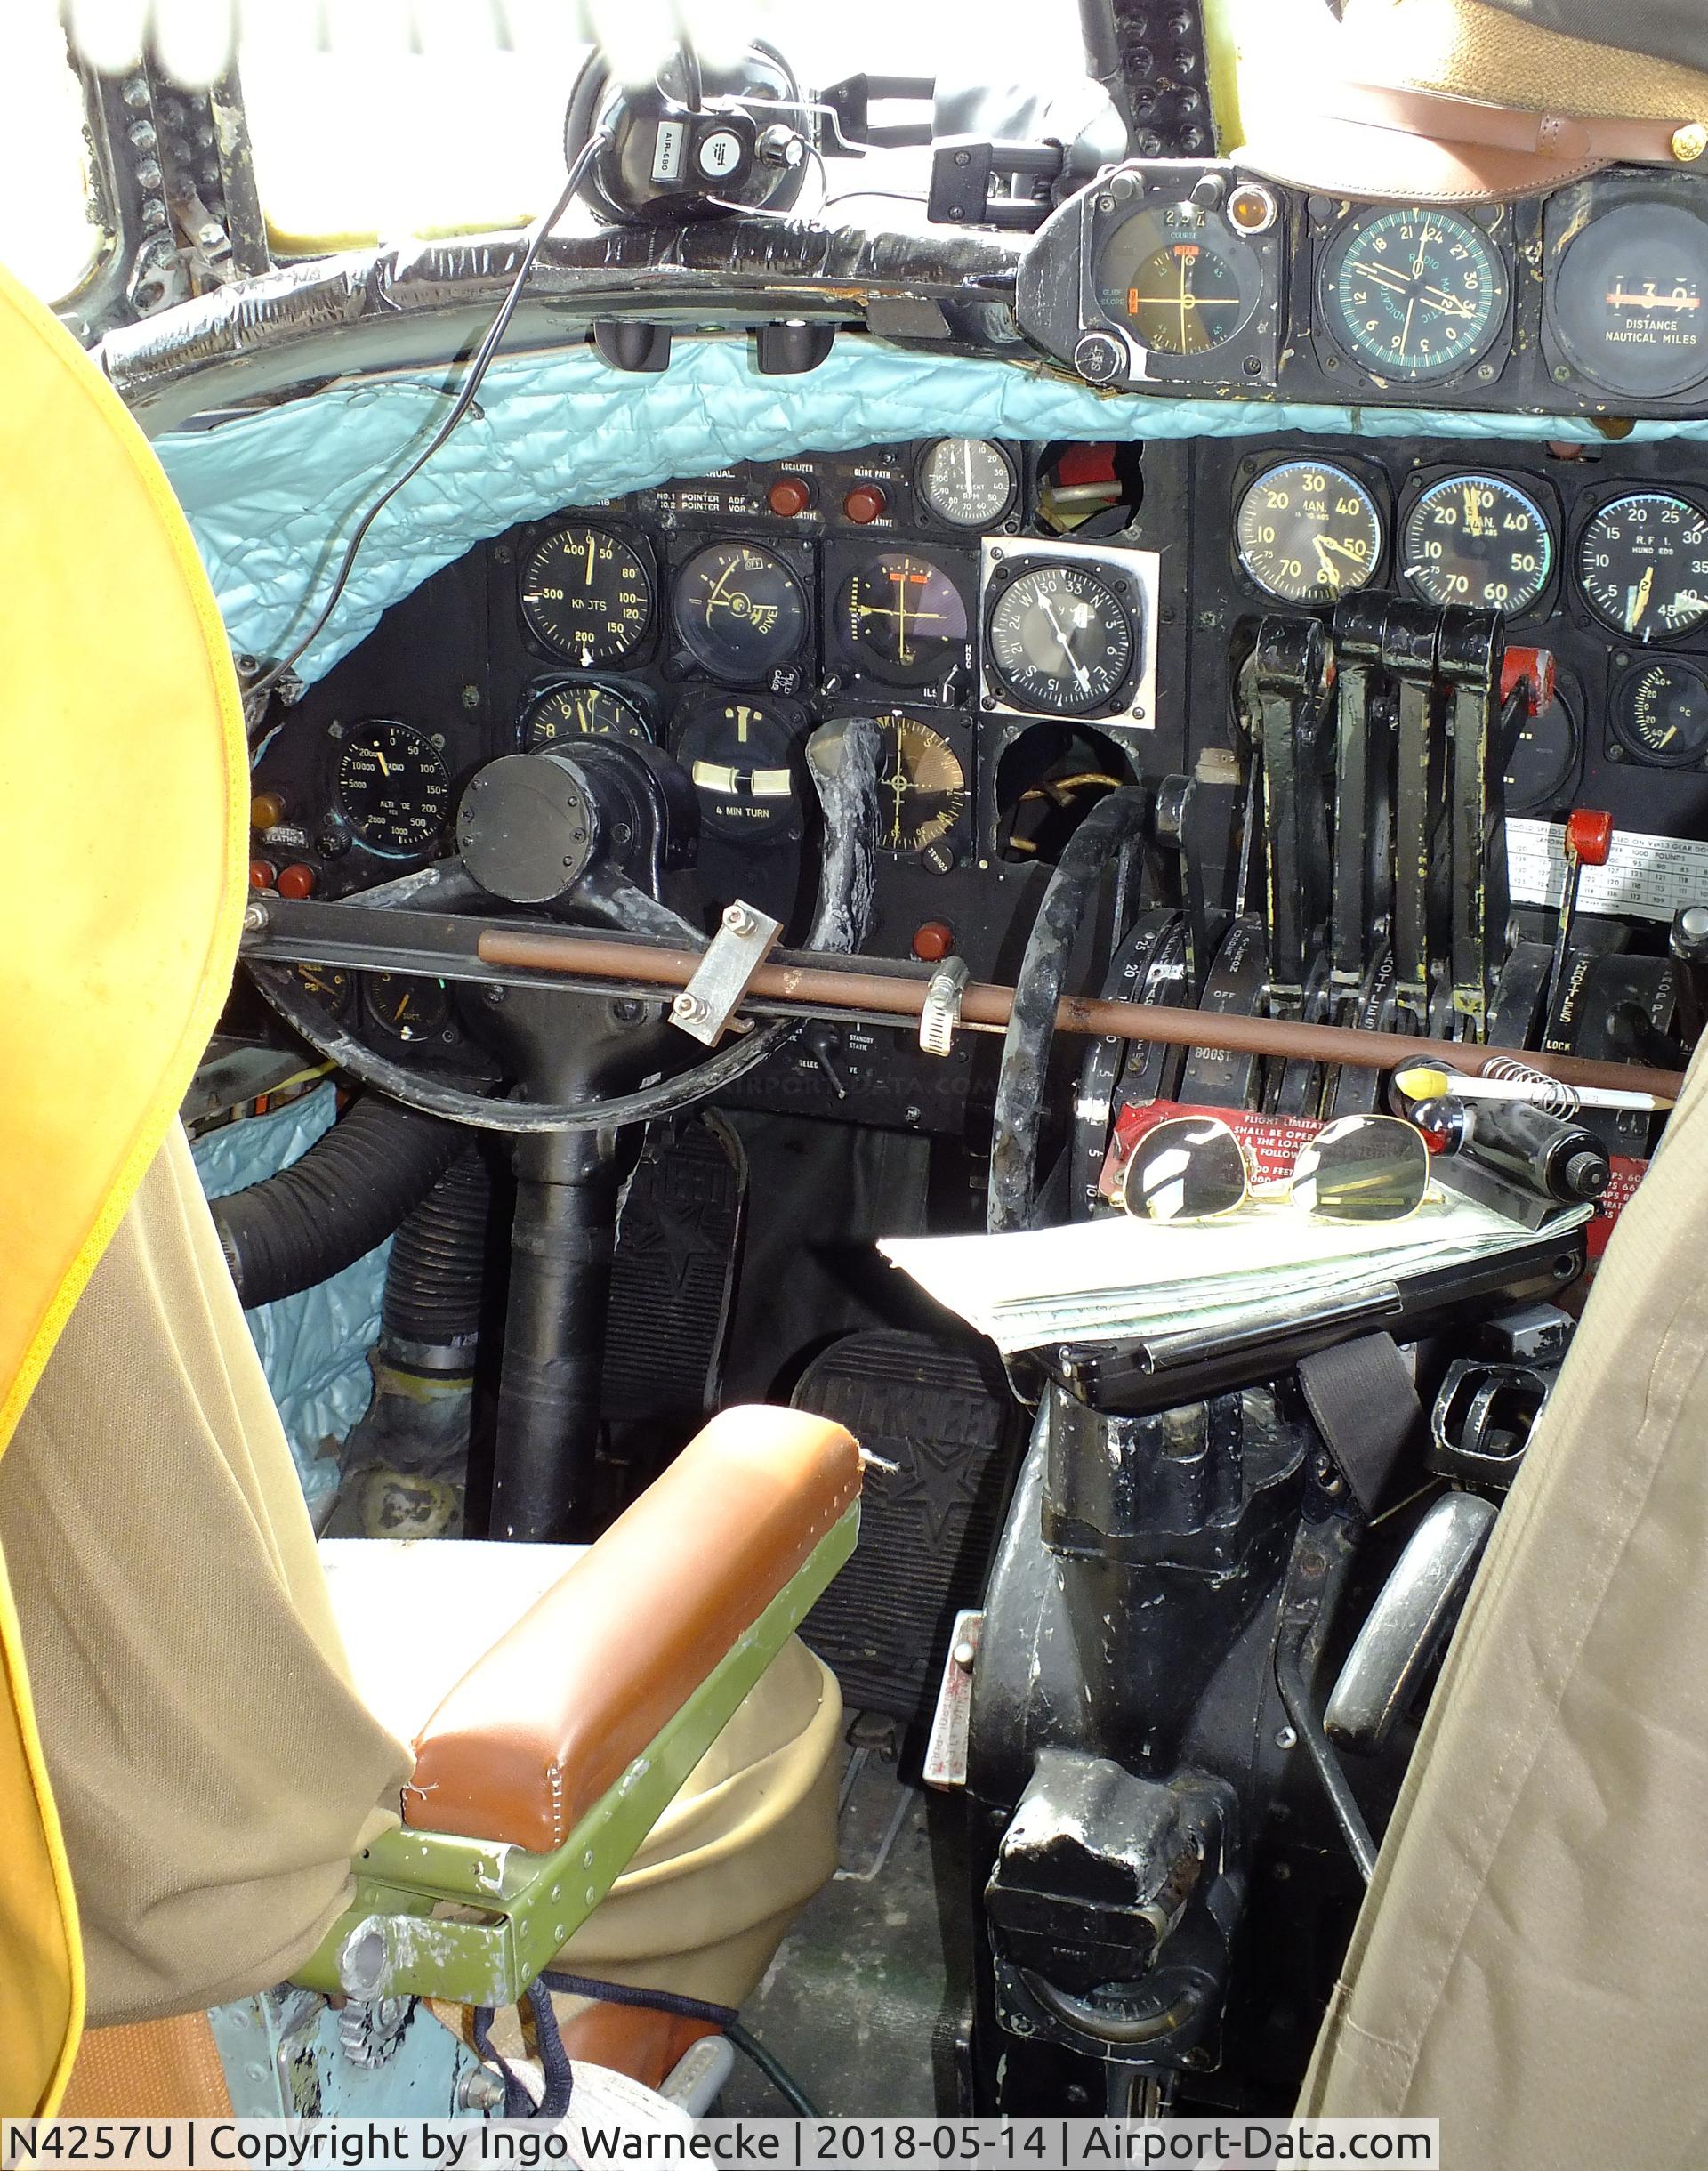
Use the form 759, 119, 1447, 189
404, 1406, 860, 1851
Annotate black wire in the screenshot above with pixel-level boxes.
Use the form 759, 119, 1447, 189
537, 1967, 821, 2118
246, 127, 610, 722
819, 188, 929, 210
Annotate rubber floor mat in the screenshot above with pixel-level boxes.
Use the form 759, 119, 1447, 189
794, 1329, 1021, 1728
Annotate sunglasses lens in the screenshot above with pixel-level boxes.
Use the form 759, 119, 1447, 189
1293, 1117, 1428, 1223
1118, 1118, 1248, 1223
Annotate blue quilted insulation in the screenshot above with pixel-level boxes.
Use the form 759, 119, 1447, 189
155, 334, 1707, 689
190, 1086, 387, 1514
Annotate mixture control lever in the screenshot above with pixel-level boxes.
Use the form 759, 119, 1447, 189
1544, 807, 1614, 1038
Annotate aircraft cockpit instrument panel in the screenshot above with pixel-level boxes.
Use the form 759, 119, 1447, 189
1021, 160, 1708, 417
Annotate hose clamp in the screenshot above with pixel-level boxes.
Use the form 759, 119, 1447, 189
919, 956, 970, 1057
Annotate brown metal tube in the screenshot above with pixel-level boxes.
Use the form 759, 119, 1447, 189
475, 926, 1690, 1104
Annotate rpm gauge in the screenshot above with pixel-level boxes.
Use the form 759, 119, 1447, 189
335, 720, 451, 857
520, 525, 653, 665
1236, 459, 1383, 604
1550, 199, 1708, 398
986, 561, 1136, 716
674, 697, 800, 840
1577, 492, 1708, 641
1611, 658, 1708, 768
1321, 205, 1507, 382
874, 712, 968, 858
916, 439, 1017, 529
839, 553, 971, 685
1401, 473, 1552, 614
522, 682, 651, 747
673, 541, 808, 681
1094, 201, 1261, 355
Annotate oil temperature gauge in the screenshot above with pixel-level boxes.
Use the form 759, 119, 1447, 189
1611, 657, 1708, 768
874, 712, 968, 860
334, 720, 452, 857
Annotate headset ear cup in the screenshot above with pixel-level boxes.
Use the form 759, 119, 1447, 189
562, 40, 810, 227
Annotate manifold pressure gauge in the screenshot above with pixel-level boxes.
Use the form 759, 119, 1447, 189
874, 712, 968, 858
1236, 459, 1383, 604
520, 525, 653, 664
986, 561, 1136, 715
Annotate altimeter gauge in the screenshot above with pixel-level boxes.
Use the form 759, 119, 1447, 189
334, 720, 452, 857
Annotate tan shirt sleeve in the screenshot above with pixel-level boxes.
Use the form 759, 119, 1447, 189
0, 1122, 412, 2026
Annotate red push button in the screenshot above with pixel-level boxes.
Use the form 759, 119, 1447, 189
767, 476, 812, 518
248, 859, 276, 891
276, 861, 317, 899
912, 920, 955, 963
843, 483, 887, 525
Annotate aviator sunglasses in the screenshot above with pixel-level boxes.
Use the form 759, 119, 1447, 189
1116, 1113, 1435, 1227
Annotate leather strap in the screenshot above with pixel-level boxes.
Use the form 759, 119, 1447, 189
1297, 1332, 1425, 1520
1323, 82, 1706, 167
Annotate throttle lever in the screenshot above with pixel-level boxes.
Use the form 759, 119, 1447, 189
1544, 807, 1615, 1043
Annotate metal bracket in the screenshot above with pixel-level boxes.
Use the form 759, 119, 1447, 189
923, 1609, 981, 1789
919, 956, 970, 1056
669, 900, 781, 1045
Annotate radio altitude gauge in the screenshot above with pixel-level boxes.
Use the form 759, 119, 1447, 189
917, 439, 1017, 529
1577, 493, 1708, 641
1237, 460, 1383, 603
334, 720, 451, 857
520, 525, 653, 664
1322, 205, 1507, 382
986, 561, 1135, 715
874, 713, 968, 856
522, 683, 650, 747
840, 553, 970, 684
1402, 473, 1552, 614
673, 541, 808, 680
1095, 201, 1261, 355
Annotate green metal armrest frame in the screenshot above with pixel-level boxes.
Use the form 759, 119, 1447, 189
294, 1505, 858, 2011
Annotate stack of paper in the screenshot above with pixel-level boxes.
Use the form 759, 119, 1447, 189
880, 1195, 1591, 1356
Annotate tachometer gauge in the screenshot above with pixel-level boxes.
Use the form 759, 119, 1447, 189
335, 720, 452, 857
1236, 460, 1383, 604
874, 712, 968, 857
986, 561, 1136, 716
1094, 201, 1261, 355
1551, 199, 1708, 398
916, 439, 1017, 529
520, 525, 653, 664
522, 682, 651, 747
1611, 658, 1708, 768
839, 553, 971, 684
1401, 473, 1552, 614
1321, 206, 1507, 382
674, 698, 800, 840
363, 973, 450, 1042
673, 541, 808, 680
1577, 493, 1708, 641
